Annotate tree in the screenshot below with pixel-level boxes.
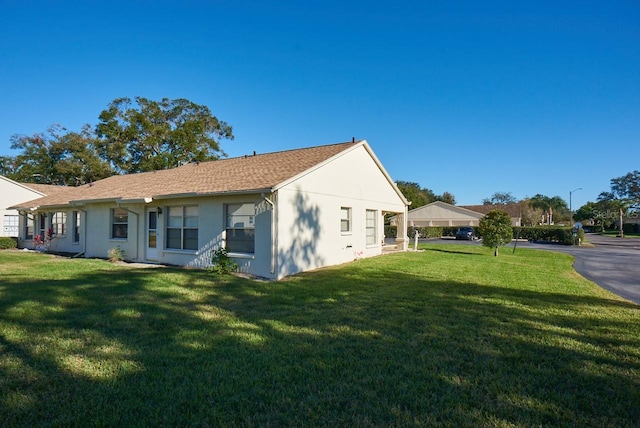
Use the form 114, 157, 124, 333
396, 181, 436, 208
95, 97, 234, 174
436, 191, 456, 205
609, 170, 640, 211
6, 125, 112, 185
482, 191, 516, 205
2, 97, 234, 183
477, 209, 513, 256
529, 194, 569, 225
596, 191, 628, 233
519, 198, 544, 227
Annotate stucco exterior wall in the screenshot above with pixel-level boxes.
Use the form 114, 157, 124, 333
274, 145, 407, 278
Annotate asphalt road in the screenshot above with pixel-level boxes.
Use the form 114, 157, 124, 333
423, 234, 640, 305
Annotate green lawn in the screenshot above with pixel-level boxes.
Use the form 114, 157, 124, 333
1, 247, 639, 427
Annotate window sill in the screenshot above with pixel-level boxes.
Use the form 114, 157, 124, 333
227, 252, 255, 259
164, 249, 197, 255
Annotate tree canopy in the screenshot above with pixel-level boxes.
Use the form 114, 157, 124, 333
2, 97, 234, 184
95, 97, 233, 174
6, 125, 112, 185
609, 170, 640, 211
482, 191, 517, 205
477, 209, 513, 256
528, 194, 569, 225
395, 181, 456, 208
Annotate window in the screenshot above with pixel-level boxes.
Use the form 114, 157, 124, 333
366, 209, 377, 245
72, 211, 80, 243
112, 208, 128, 239
38, 213, 47, 239
51, 212, 67, 236
226, 203, 255, 253
3, 215, 19, 237
24, 213, 34, 240
166, 206, 199, 250
340, 207, 352, 233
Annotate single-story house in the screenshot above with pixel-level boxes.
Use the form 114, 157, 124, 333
12, 140, 409, 279
0, 175, 68, 237
398, 201, 484, 227
460, 204, 522, 226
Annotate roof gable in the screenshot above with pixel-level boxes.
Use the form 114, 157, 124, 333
408, 201, 484, 219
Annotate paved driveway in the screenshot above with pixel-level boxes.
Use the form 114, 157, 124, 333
537, 234, 640, 305
422, 235, 640, 305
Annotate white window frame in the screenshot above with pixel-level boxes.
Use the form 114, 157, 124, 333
24, 213, 34, 240
51, 212, 67, 236
72, 211, 80, 243
166, 205, 199, 251
341, 207, 352, 233
111, 208, 128, 240
366, 209, 378, 246
225, 203, 256, 254
3, 215, 19, 237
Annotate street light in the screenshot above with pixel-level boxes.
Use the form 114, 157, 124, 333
569, 187, 582, 228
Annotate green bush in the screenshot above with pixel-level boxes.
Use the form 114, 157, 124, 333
107, 246, 126, 263
210, 248, 238, 274
0, 237, 17, 249
407, 226, 445, 239
515, 226, 584, 245
384, 226, 397, 238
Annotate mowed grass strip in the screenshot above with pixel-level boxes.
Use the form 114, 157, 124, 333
0, 247, 638, 427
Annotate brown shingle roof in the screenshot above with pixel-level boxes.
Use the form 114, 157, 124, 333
19, 183, 70, 196
13, 141, 361, 209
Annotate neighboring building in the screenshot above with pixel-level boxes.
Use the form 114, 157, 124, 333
0, 175, 67, 237
460, 203, 523, 226
12, 140, 409, 280
390, 201, 523, 229
399, 201, 484, 227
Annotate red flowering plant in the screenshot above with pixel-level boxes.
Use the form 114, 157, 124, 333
34, 227, 55, 251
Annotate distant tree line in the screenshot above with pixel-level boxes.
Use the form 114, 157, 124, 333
395, 181, 456, 207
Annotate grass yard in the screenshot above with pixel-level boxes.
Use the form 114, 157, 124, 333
1, 246, 639, 427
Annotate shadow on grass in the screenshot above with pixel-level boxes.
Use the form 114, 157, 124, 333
424, 247, 486, 256
1, 256, 639, 426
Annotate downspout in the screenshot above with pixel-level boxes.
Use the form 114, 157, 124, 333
116, 203, 139, 261
262, 193, 276, 275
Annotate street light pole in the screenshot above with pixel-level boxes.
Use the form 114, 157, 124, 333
569, 187, 583, 228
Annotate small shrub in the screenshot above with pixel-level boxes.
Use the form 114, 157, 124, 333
107, 246, 125, 263
210, 247, 238, 274
0, 237, 17, 249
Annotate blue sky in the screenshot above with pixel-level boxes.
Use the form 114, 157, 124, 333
1, 1, 639, 209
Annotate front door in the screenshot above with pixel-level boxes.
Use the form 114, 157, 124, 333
146, 210, 158, 261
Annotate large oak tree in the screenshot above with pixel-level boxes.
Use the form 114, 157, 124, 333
95, 97, 233, 174
2, 97, 234, 184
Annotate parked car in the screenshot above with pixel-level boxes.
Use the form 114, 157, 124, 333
455, 227, 475, 240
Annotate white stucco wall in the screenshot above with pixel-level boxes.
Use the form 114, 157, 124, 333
274, 145, 407, 278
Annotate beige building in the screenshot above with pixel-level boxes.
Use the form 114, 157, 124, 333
403, 201, 484, 227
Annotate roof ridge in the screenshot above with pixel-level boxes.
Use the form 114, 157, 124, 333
218, 140, 360, 162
